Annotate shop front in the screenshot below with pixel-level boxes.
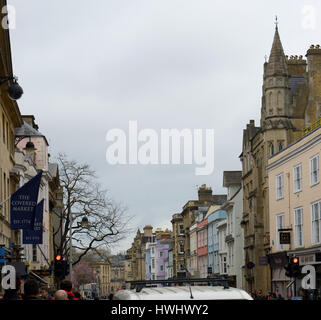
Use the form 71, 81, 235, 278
269, 251, 290, 298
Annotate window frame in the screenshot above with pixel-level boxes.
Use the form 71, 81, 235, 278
276, 213, 285, 250
310, 154, 320, 187
294, 207, 304, 248
293, 164, 302, 193
311, 200, 321, 245
276, 173, 284, 200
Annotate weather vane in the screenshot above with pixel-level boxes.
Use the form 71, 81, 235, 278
275, 15, 278, 28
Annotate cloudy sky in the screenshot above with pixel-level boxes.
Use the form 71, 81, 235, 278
7, 0, 321, 252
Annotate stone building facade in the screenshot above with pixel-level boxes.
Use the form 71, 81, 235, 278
240, 25, 321, 294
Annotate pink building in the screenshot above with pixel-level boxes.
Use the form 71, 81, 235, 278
196, 219, 208, 278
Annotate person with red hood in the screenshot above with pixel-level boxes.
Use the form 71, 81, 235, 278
60, 279, 79, 300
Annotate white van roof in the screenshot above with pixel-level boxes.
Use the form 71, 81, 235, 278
113, 285, 253, 300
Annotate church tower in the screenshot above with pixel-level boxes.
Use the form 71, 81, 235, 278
261, 24, 293, 156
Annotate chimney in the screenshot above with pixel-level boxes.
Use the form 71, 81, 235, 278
22, 115, 39, 130
198, 184, 213, 201
143, 225, 153, 237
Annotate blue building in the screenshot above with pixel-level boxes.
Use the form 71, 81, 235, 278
207, 206, 227, 275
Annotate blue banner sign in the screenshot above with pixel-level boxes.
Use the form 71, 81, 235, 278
23, 200, 44, 244
0, 247, 5, 263
10, 170, 42, 230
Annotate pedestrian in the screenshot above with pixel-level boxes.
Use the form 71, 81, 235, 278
2, 275, 22, 300
54, 290, 68, 300
277, 294, 284, 300
60, 279, 78, 300
108, 293, 114, 300
255, 289, 265, 300
40, 288, 49, 300
73, 291, 82, 299
23, 279, 41, 300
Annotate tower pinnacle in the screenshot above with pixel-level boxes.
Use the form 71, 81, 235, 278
265, 24, 288, 77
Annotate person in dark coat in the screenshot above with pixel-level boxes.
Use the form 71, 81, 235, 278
2, 275, 22, 300
23, 279, 41, 300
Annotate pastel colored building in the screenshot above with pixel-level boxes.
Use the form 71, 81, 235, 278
189, 222, 198, 277
268, 124, 321, 296
207, 206, 227, 275
221, 171, 244, 288
196, 218, 208, 278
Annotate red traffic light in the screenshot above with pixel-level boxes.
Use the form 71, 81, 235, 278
55, 254, 62, 261
291, 257, 299, 264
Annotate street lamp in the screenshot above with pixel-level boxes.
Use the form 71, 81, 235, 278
0, 76, 23, 100
69, 214, 90, 282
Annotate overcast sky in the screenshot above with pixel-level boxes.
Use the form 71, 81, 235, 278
8, 0, 321, 252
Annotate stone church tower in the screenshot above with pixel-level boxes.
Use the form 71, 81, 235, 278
240, 24, 321, 294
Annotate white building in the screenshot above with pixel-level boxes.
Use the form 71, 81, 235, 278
217, 219, 227, 275
221, 171, 244, 288
189, 222, 198, 277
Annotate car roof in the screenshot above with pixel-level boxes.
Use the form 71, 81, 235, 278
113, 285, 253, 300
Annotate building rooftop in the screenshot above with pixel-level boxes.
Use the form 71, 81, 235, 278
223, 171, 242, 187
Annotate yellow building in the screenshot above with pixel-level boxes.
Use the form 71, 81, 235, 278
0, 1, 23, 261
170, 213, 185, 277
91, 260, 111, 297
109, 254, 126, 294
268, 123, 321, 297
126, 226, 155, 281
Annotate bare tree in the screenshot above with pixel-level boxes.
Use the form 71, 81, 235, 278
53, 153, 132, 265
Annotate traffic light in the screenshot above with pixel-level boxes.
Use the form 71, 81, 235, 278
290, 257, 301, 278
54, 254, 65, 279
284, 257, 301, 278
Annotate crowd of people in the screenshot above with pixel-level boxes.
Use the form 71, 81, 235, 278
0, 277, 86, 300
251, 289, 321, 300
251, 290, 285, 300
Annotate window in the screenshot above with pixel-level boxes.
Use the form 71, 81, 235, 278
159, 251, 163, 257
152, 258, 155, 269
294, 207, 304, 247
160, 265, 164, 271
223, 256, 227, 274
179, 241, 184, 254
311, 201, 321, 244
278, 142, 283, 152
276, 214, 285, 250
276, 173, 284, 200
310, 155, 319, 186
32, 244, 37, 262
293, 164, 302, 193
270, 143, 274, 156
179, 224, 184, 235
277, 91, 282, 106
268, 91, 273, 107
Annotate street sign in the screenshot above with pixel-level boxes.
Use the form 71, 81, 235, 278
280, 232, 291, 244
292, 296, 303, 300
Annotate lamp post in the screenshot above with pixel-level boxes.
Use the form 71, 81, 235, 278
0, 76, 23, 100
69, 213, 88, 282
